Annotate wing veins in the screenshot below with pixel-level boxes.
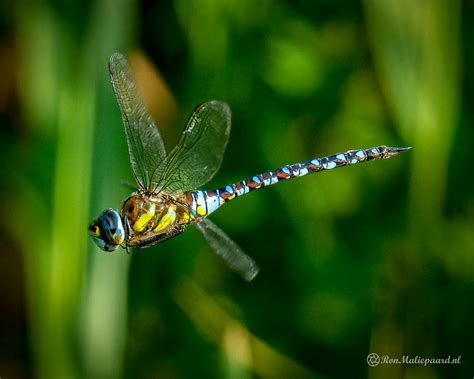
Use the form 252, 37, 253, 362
108, 53, 167, 192
153, 116, 209, 193
151, 103, 229, 193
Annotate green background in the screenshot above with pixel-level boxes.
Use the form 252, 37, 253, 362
0, 0, 472, 378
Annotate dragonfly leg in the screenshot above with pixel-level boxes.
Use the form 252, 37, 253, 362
133, 226, 185, 249
121, 215, 132, 254
120, 181, 139, 191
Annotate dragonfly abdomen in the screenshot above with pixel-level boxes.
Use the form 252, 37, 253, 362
187, 145, 410, 218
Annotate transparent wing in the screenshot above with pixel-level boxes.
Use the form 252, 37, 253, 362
195, 218, 259, 281
155, 101, 231, 193
109, 53, 167, 191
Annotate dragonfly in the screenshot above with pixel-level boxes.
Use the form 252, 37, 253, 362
89, 53, 411, 281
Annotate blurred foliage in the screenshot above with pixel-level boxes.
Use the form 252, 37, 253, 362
0, 0, 473, 378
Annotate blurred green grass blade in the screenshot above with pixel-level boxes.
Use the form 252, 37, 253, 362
364, 0, 461, 228
364, 1, 464, 373
51, 58, 96, 379
221, 324, 252, 379
79, 1, 135, 378
16, 0, 135, 377
173, 277, 323, 379
16, 3, 60, 134
16, 4, 89, 377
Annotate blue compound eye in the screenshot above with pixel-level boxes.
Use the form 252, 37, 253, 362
89, 208, 125, 251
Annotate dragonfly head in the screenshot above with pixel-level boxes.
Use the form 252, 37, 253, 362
89, 208, 125, 252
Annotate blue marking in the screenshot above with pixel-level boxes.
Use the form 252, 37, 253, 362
323, 159, 337, 169
299, 167, 309, 176
270, 172, 279, 184
205, 193, 221, 214
236, 182, 246, 196
290, 165, 300, 176
356, 150, 366, 159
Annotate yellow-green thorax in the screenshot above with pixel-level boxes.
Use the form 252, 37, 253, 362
120, 191, 195, 246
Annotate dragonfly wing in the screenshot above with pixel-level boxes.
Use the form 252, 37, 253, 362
109, 53, 167, 191
155, 101, 231, 193
195, 218, 259, 281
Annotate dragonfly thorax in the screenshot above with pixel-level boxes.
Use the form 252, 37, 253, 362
121, 193, 165, 234
120, 192, 195, 247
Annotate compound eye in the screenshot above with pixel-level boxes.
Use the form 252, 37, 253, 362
89, 224, 100, 237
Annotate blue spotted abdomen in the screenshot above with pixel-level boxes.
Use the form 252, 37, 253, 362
186, 145, 409, 218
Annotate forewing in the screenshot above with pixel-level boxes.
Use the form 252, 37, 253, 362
195, 218, 259, 281
109, 53, 167, 190
155, 101, 230, 193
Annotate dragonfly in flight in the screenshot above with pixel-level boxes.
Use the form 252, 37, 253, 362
89, 53, 410, 281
